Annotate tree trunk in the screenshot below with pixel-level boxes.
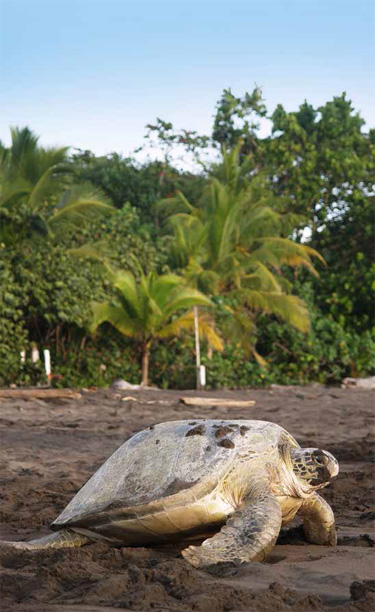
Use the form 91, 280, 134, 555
141, 343, 150, 386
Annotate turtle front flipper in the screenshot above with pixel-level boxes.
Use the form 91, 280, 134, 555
182, 486, 282, 570
299, 492, 337, 546
1, 529, 90, 551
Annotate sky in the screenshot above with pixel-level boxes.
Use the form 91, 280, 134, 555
0, 0, 374, 158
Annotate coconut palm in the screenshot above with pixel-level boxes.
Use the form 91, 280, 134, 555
157, 144, 324, 361
0, 127, 113, 244
89, 262, 223, 386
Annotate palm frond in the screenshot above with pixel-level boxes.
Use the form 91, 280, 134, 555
68, 243, 104, 259
9, 127, 39, 170
236, 289, 310, 333
156, 190, 200, 221
150, 274, 186, 309
251, 237, 325, 276
198, 313, 224, 350
28, 165, 59, 211
243, 262, 283, 293
164, 287, 212, 318
219, 304, 258, 355
0, 177, 30, 208
112, 270, 141, 318
158, 310, 223, 350
48, 188, 114, 232
90, 302, 139, 338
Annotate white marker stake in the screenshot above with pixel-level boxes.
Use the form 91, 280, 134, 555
199, 365, 206, 388
31, 346, 40, 363
43, 349, 51, 381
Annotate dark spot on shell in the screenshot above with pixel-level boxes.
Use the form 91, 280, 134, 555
188, 421, 197, 425
186, 424, 206, 437
155, 439, 160, 445
218, 438, 235, 449
240, 426, 250, 436
149, 425, 155, 430
164, 478, 197, 496
215, 426, 233, 439
228, 423, 239, 428
206, 446, 211, 452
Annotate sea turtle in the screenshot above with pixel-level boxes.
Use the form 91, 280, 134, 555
3, 419, 339, 569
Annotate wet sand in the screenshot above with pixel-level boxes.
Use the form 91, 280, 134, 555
0, 386, 374, 611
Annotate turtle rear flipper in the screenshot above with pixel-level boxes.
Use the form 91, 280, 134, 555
1, 529, 90, 550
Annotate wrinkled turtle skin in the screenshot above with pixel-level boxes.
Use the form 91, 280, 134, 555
2, 420, 339, 569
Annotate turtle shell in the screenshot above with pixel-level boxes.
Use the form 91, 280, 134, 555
52, 419, 298, 534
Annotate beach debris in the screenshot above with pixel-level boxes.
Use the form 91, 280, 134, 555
110, 379, 155, 391
342, 376, 375, 390
111, 379, 142, 390
0, 388, 81, 400
179, 397, 255, 407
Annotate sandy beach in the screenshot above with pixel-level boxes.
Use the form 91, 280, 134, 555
0, 385, 374, 611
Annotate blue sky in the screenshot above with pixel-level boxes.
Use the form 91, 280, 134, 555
0, 0, 374, 157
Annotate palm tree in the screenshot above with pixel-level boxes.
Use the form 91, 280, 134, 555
0, 127, 113, 245
89, 262, 222, 386
157, 144, 324, 362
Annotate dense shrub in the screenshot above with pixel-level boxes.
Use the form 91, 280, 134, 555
0, 205, 169, 386
71, 152, 207, 227
0, 251, 29, 385
2, 293, 373, 389
1, 208, 373, 389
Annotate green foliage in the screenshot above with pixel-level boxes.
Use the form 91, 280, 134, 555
148, 90, 374, 384
255, 283, 375, 384
0, 204, 167, 386
0, 251, 28, 385
1, 89, 374, 390
71, 150, 207, 226
144, 285, 374, 390
158, 145, 324, 361
144, 118, 211, 164
310, 192, 375, 334
69, 203, 169, 273
267, 94, 375, 227
50, 331, 141, 389
212, 87, 267, 156
88, 259, 219, 385
0, 127, 114, 245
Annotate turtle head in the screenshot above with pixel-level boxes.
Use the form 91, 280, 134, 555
290, 448, 339, 492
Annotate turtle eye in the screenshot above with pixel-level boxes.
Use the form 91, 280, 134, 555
315, 456, 325, 466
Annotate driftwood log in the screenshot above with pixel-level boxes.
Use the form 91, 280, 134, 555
179, 397, 255, 407
0, 388, 82, 400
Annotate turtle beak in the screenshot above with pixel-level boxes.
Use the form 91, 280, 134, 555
325, 451, 339, 478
